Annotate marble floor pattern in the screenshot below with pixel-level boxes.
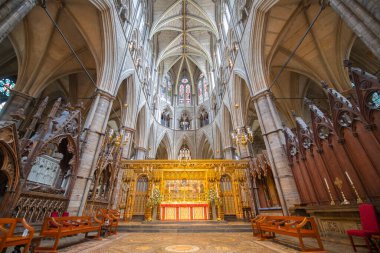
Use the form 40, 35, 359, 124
38, 232, 370, 253
59, 233, 296, 253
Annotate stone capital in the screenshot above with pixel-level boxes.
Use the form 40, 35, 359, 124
223, 146, 236, 151
134, 146, 147, 152
10, 89, 34, 100
96, 89, 116, 101
121, 126, 136, 133
251, 89, 272, 102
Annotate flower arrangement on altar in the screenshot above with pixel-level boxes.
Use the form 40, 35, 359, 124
147, 187, 162, 207
207, 188, 220, 205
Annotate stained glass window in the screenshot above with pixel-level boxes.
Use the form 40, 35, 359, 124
161, 76, 173, 104
179, 84, 185, 104
178, 77, 191, 105
185, 83, 191, 104
198, 78, 203, 102
367, 91, 380, 109
167, 78, 172, 100
0, 78, 15, 111
203, 77, 209, 100
197, 74, 209, 104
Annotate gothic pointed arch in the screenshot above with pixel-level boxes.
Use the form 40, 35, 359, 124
197, 132, 213, 159
156, 132, 172, 160
135, 105, 149, 152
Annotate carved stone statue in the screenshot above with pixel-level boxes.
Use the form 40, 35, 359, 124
119, 0, 130, 23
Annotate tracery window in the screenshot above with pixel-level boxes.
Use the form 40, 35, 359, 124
178, 144, 191, 160
0, 78, 15, 111
367, 91, 380, 109
197, 74, 209, 104
178, 77, 191, 105
198, 79, 203, 102
161, 76, 172, 104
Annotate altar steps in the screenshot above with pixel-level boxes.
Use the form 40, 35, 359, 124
118, 221, 253, 233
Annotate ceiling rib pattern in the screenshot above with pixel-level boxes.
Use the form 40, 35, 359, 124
152, 0, 218, 82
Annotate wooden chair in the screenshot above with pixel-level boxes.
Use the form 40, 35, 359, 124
372, 235, 380, 253
347, 203, 380, 252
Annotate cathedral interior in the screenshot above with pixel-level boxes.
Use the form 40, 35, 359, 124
0, 0, 379, 252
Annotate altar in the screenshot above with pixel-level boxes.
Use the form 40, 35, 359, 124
120, 160, 249, 221
160, 203, 209, 220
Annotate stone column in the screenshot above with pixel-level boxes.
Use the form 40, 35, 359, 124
329, 0, 380, 59
253, 91, 300, 215
0, 0, 24, 20
67, 90, 114, 215
121, 127, 135, 160
135, 146, 147, 160
0, 0, 36, 43
0, 89, 33, 121
223, 146, 235, 159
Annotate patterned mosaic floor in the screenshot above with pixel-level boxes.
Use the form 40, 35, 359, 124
59, 233, 296, 253
36, 231, 371, 253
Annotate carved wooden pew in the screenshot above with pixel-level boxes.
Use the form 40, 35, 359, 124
0, 218, 35, 253
257, 216, 325, 252
34, 216, 103, 253
250, 215, 265, 237
97, 209, 120, 236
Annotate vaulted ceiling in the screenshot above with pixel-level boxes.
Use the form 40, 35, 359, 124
151, 0, 218, 88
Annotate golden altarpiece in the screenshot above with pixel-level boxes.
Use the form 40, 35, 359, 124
117, 160, 251, 221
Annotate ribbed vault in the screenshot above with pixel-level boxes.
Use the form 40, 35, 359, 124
152, 0, 218, 89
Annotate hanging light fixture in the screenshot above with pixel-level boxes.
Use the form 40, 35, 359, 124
231, 126, 254, 146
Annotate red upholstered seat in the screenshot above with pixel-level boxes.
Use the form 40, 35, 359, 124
50, 211, 59, 217
347, 203, 380, 252
347, 230, 380, 237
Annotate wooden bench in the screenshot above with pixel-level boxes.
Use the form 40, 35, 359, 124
0, 218, 35, 253
251, 215, 265, 237
256, 216, 324, 252
97, 209, 120, 236
34, 216, 103, 253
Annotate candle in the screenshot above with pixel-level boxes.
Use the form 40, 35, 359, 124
345, 171, 354, 185
324, 178, 330, 190
345, 171, 363, 204
324, 177, 336, 206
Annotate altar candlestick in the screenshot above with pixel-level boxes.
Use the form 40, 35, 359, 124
345, 171, 353, 185
334, 177, 350, 205
324, 178, 335, 205
345, 171, 363, 204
